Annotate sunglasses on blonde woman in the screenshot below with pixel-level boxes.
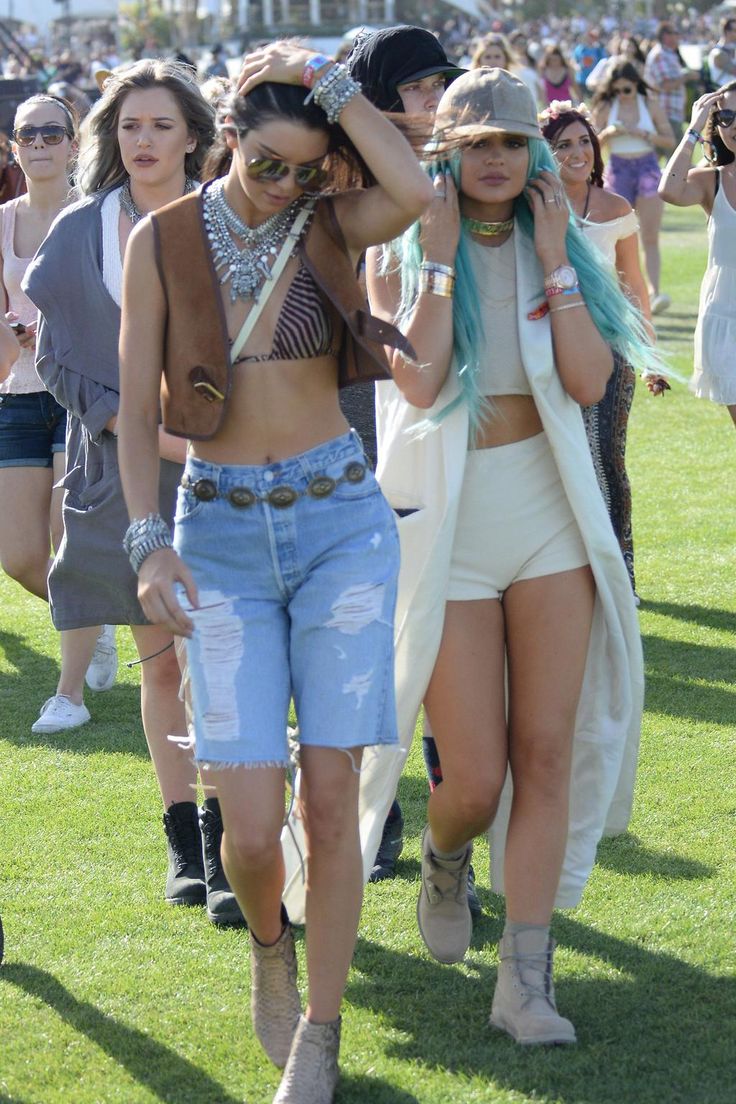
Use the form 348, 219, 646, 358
246, 156, 329, 192
13, 124, 72, 146
713, 108, 736, 128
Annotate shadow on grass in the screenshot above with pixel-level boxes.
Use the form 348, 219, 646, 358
348, 918, 736, 1104
641, 634, 735, 723
0, 962, 241, 1104
643, 600, 736, 635
0, 629, 149, 759
339, 1076, 420, 1103
595, 833, 715, 880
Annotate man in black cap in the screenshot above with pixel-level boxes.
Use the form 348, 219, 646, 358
347, 24, 464, 114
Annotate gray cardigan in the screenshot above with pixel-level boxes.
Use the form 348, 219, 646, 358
24, 191, 181, 629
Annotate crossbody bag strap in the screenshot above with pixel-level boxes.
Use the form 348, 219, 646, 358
229, 199, 316, 365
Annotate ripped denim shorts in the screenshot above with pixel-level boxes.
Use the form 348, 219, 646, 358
174, 430, 400, 768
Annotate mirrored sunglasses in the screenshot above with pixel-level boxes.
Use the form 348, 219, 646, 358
713, 108, 736, 129
246, 156, 328, 192
13, 124, 72, 146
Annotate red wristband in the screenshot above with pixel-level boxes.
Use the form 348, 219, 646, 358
302, 54, 332, 89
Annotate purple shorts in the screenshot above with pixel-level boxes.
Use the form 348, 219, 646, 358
604, 152, 661, 206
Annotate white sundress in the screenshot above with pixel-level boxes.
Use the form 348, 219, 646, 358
691, 170, 736, 405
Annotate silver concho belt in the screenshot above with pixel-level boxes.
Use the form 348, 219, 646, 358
181, 461, 367, 509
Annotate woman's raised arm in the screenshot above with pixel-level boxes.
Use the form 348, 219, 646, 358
237, 42, 434, 253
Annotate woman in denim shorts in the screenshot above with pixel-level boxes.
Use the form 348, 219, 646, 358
118, 42, 432, 1104
0, 94, 76, 600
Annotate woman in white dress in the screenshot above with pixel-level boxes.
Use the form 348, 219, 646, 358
659, 82, 736, 429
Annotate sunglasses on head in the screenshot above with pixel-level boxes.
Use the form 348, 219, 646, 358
714, 108, 736, 128
246, 156, 328, 192
13, 124, 72, 146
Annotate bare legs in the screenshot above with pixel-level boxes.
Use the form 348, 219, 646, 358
636, 194, 664, 300
210, 744, 364, 1024
130, 623, 196, 808
56, 627, 100, 704
424, 565, 595, 926
502, 567, 595, 922
0, 465, 58, 599
424, 599, 507, 853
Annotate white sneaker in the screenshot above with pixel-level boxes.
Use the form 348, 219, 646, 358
85, 625, 118, 691
650, 293, 671, 316
31, 695, 91, 734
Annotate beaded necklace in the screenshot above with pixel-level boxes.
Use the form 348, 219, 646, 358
119, 176, 197, 225
203, 179, 307, 303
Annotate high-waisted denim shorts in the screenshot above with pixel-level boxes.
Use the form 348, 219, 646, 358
174, 430, 400, 768
0, 391, 66, 468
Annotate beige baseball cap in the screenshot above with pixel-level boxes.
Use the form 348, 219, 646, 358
435, 67, 541, 140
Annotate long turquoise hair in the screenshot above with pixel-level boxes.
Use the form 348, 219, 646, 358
388, 137, 663, 437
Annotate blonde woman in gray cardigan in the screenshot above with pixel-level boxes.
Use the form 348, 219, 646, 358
24, 61, 239, 923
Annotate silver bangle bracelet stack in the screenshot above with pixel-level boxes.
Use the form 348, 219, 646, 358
123, 513, 174, 574
307, 63, 361, 124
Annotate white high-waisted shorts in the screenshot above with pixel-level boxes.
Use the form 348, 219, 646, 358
447, 432, 589, 601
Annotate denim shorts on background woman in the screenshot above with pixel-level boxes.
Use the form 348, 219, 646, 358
174, 430, 400, 768
603, 152, 661, 207
0, 391, 66, 468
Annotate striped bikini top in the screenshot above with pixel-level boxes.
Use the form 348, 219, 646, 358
234, 263, 337, 364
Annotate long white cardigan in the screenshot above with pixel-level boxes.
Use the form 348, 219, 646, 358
282, 228, 643, 921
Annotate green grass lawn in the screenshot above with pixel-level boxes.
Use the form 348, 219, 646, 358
1, 204, 734, 1104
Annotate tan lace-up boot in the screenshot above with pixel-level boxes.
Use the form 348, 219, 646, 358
489, 928, 576, 1045
250, 921, 302, 1067
273, 1014, 341, 1104
416, 825, 473, 964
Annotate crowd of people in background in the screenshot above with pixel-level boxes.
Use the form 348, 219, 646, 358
1, 10, 735, 1104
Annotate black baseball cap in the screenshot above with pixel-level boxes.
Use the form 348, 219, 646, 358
346, 25, 465, 112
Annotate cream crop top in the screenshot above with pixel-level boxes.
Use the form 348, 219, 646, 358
608, 95, 656, 155
467, 234, 530, 396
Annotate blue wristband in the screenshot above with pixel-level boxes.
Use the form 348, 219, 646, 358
302, 54, 332, 90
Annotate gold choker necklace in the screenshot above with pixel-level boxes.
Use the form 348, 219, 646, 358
463, 215, 514, 236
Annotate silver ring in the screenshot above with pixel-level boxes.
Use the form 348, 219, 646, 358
545, 198, 556, 204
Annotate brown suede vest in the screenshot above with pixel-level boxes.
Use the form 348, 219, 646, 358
151, 183, 412, 440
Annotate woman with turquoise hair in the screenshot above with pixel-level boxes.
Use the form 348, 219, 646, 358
359, 68, 655, 1043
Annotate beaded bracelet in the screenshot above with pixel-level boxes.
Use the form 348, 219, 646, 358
308, 63, 361, 124
123, 513, 173, 574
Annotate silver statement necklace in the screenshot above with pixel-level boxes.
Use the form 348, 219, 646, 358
119, 176, 198, 225
202, 178, 306, 303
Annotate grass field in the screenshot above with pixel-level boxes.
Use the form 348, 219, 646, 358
1, 204, 734, 1104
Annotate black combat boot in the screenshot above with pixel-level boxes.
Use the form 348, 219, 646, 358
199, 797, 246, 926
162, 801, 206, 906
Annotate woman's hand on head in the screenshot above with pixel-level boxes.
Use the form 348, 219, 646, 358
689, 91, 722, 133
419, 171, 461, 267
237, 40, 326, 96
524, 169, 570, 267
137, 548, 199, 638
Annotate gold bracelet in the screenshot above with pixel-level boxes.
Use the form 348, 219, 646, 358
419, 270, 455, 298
548, 300, 585, 314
